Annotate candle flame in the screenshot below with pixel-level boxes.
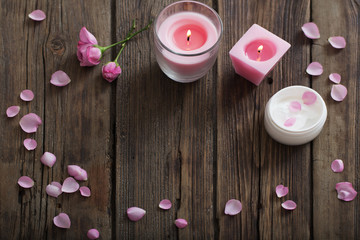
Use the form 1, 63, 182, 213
257, 45, 264, 53
187, 30, 191, 38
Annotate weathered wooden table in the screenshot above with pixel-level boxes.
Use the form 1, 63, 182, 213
0, 0, 359, 239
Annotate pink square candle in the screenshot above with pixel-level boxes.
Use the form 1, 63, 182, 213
229, 24, 291, 85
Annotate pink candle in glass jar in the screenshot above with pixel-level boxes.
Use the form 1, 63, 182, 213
154, 1, 223, 83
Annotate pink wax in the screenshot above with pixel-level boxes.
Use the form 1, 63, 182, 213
158, 12, 218, 54
229, 24, 291, 85
155, 11, 221, 82
173, 25, 207, 51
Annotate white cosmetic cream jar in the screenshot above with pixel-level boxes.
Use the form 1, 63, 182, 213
264, 85, 327, 145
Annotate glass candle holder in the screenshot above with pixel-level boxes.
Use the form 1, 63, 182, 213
154, 1, 223, 83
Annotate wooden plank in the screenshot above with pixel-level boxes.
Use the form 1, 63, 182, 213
41, 0, 113, 239
0, 1, 41, 239
0, 0, 114, 239
115, 0, 216, 238
217, 0, 311, 239
312, 0, 359, 239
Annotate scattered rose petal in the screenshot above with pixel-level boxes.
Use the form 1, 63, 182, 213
79, 186, 91, 197
175, 219, 188, 229
224, 199, 242, 215
336, 182, 357, 201
276, 185, 289, 198
302, 91, 317, 105
328, 36, 346, 49
19, 113, 42, 133
301, 22, 320, 39
28, 10, 46, 21
306, 62, 323, 76
46, 182, 62, 198
23, 138, 37, 150
127, 207, 146, 221
281, 200, 297, 210
53, 213, 71, 229
67, 165, 88, 181
329, 73, 341, 84
331, 159, 344, 173
68, 165, 82, 176
159, 199, 172, 210
74, 169, 88, 181
289, 101, 301, 112
41, 152, 57, 167
331, 84, 347, 101
18, 176, 34, 188
20, 89, 34, 102
61, 177, 79, 193
87, 229, 100, 239
50, 70, 71, 87
6, 106, 20, 118
284, 117, 296, 127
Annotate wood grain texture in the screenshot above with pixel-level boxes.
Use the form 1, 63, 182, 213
0, 0, 113, 239
312, 0, 359, 239
42, 0, 113, 239
0, 0, 359, 239
114, 1, 182, 239
0, 1, 39, 239
217, 0, 312, 239
115, 0, 216, 238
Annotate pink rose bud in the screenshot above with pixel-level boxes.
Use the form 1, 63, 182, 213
102, 62, 122, 82
77, 27, 101, 67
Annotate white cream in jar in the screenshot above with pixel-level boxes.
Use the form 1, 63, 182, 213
264, 86, 327, 145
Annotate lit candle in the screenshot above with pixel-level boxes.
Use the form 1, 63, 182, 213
264, 86, 327, 145
229, 24, 291, 85
154, 1, 223, 83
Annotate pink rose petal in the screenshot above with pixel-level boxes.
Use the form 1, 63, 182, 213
301, 22, 320, 39
79, 186, 91, 197
284, 117, 296, 127
281, 200, 297, 210
18, 176, 34, 188
306, 62, 323, 76
23, 138, 37, 150
329, 73, 341, 84
61, 177, 79, 193
46, 182, 62, 198
175, 219, 188, 229
127, 207, 146, 221
68, 165, 82, 176
331, 84, 347, 101
19, 113, 42, 133
328, 36, 346, 49
302, 91, 317, 105
275, 185, 289, 198
224, 199, 242, 215
67, 165, 88, 181
87, 229, 100, 239
41, 152, 56, 167
159, 199, 172, 210
6, 106, 20, 118
50, 70, 71, 87
20, 89, 34, 102
28, 10, 46, 21
336, 182, 357, 201
53, 213, 71, 229
289, 101, 301, 112
331, 159, 344, 173
74, 169, 88, 181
